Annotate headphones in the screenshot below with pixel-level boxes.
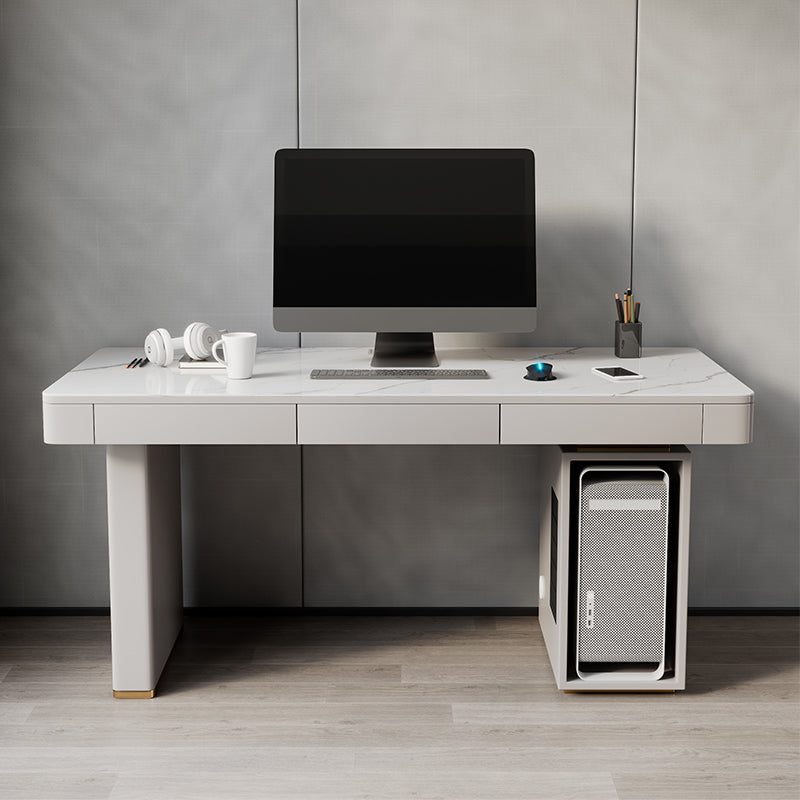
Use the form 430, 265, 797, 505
144, 322, 221, 367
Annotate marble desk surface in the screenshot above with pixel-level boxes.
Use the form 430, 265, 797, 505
43, 347, 754, 406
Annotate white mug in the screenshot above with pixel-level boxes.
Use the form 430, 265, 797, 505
212, 332, 257, 379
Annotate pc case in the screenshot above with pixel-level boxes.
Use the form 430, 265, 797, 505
576, 466, 670, 682
538, 446, 691, 691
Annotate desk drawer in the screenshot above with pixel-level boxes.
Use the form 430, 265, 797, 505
702, 402, 753, 444
43, 403, 95, 444
95, 404, 296, 444
298, 404, 499, 444
501, 404, 703, 445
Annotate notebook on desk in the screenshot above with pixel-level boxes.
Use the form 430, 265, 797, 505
178, 355, 225, 370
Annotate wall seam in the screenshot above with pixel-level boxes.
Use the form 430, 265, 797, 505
296, 0, 304, 354
295, 0, 301, 151
630, 0, 641, 292
296, 1, 306, 608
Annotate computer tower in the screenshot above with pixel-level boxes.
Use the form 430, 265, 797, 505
538, 446, 691, 691
576, 467, 670, 682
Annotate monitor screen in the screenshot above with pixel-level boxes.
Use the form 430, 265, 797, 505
273, 148, 536, 366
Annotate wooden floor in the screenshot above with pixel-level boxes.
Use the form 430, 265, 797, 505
0, 614, 797, 800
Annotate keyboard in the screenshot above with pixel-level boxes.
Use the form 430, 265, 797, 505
310, 368, 490, 380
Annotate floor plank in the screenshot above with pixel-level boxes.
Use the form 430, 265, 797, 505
0, 614, 797, 800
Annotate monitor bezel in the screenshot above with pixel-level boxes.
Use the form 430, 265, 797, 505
273, 147, 536, 333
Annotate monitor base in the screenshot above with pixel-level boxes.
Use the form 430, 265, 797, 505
371, 333, 440, 368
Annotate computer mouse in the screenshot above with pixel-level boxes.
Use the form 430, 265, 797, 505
524, 362, 555, 381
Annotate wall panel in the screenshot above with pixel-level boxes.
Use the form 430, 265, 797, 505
299, 0, 637, 348
303, 446, 538, 607
634, 0, 799, 605
297, 0, 636, 607
0, 1, 300, 606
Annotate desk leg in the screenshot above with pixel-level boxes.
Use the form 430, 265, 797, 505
106, 445, 183, 698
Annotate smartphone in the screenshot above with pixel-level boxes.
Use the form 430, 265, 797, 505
592, 366, 644, 381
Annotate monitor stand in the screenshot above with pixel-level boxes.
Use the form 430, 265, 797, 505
370, 333, 439, 368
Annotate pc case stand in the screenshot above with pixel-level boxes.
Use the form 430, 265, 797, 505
538, 446, 692, 691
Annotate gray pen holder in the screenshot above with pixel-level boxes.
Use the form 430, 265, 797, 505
615, 321, 642, 358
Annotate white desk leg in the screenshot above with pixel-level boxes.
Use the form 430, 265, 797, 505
106, 445, 183, 698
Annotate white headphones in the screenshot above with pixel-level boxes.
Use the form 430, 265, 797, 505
144, 322, 221, 367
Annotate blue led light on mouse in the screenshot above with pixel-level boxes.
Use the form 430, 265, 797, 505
524, 362, 555, 381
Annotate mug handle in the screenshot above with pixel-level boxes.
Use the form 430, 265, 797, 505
212, 339, 226, 365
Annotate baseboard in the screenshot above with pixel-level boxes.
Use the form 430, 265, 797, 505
0, 607, 111, 616
2, 606, 798, 616
183, 607, 539, 616
0, 606, 537, 617
687, 607, 800, 616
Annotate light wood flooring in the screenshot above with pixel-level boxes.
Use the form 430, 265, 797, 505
0, 614, 798, 800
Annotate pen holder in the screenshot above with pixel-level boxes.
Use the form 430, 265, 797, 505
615, 321, 642, 358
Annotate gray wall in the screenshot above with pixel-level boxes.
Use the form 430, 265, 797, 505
1, 0, 797, 609
634, 1, 799, 605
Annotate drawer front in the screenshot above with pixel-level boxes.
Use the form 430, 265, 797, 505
501, 404, 703, 445
702, 402, 753, 444
298, 404, 499, 444
95, 404, 296, 444
43, 403, 95, 444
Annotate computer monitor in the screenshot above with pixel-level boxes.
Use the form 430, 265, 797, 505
273, 148, 536, 367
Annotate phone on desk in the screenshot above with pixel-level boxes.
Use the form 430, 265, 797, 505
592, 366, 644, 381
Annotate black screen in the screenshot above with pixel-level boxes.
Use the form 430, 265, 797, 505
598, 367, 640, 377
273, 149, 535, 308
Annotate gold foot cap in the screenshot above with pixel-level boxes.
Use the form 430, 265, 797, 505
113, 690, 155, 699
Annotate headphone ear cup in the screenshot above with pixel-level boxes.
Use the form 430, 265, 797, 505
144, 328, 173, 366
183, 322, 220, 360
182, 322, 200, 360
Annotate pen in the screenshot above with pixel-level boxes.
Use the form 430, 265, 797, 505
634, 302, 640, 323
126, 358, 138, 369
615, 293, 624, 322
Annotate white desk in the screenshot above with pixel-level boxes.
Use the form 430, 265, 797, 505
43, 346, 753, 696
